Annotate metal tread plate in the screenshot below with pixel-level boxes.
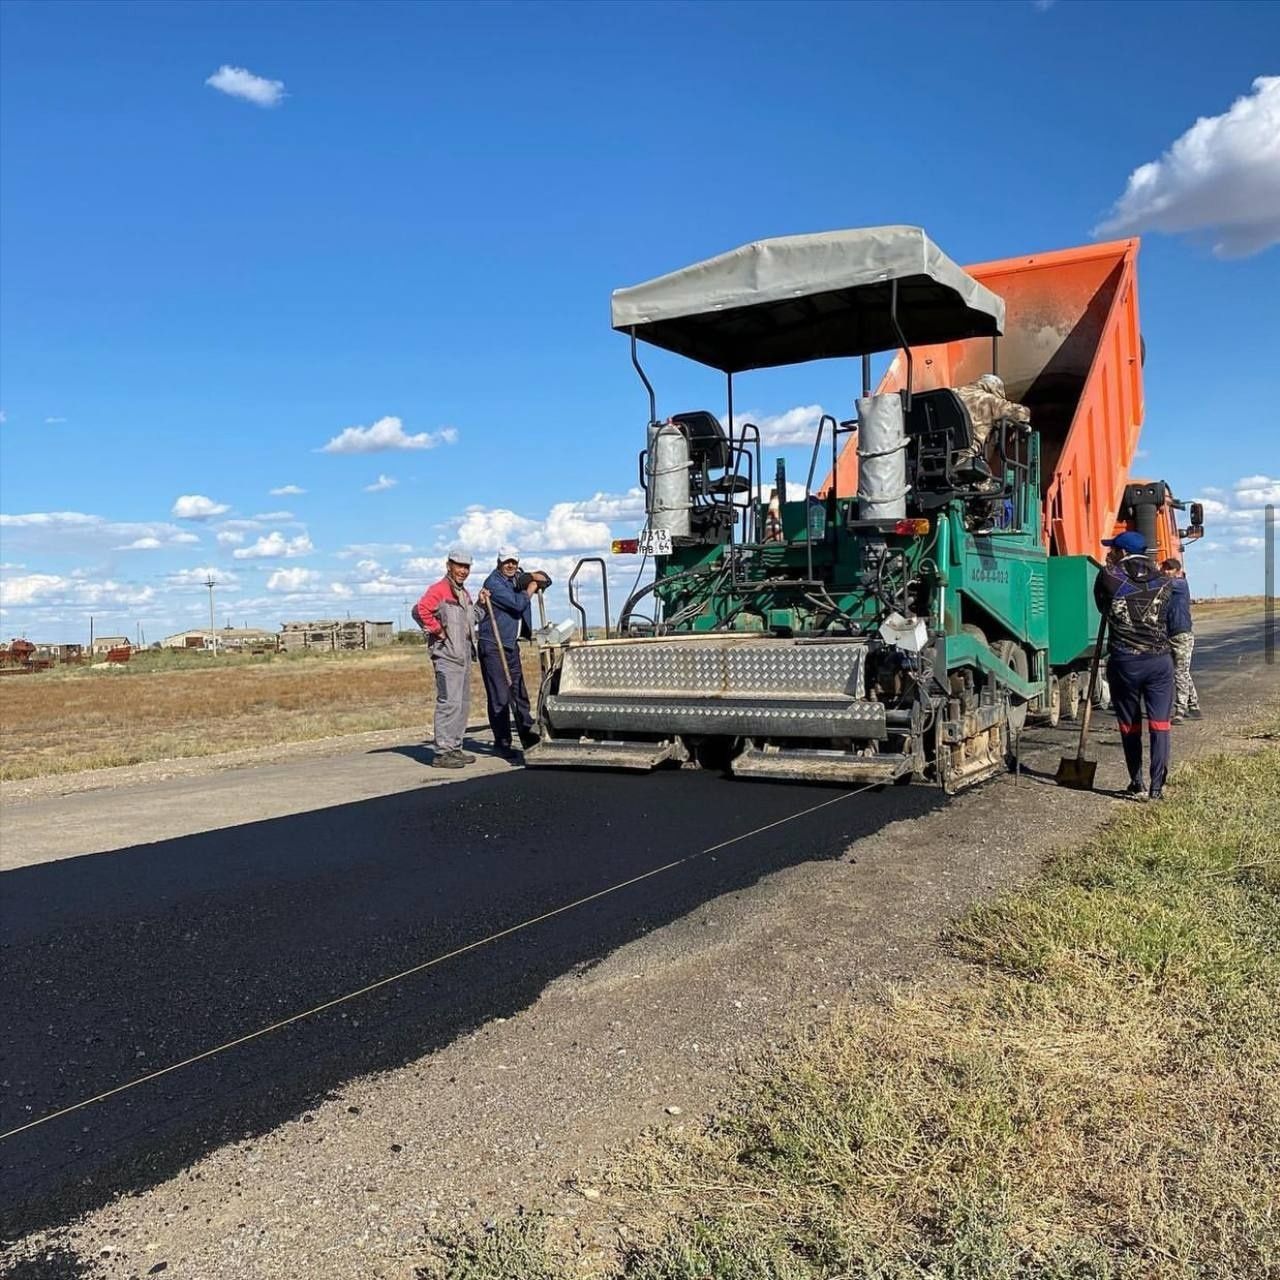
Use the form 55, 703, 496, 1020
545, 693, 887, 739
559, 637, 867, 699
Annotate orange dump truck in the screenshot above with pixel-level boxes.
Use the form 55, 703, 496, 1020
826, 239, 1204, 563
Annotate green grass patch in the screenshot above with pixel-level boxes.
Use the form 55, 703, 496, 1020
419, 740, 1280, 1280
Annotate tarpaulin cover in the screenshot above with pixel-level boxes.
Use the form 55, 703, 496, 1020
611, 226, 1005, 373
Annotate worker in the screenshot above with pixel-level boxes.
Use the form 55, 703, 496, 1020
1094, 531, 1177, 801
954, 372, 1031, 489
476, 548, 543, 758
414, 548, 490, 769
1161, 557, 1202, 723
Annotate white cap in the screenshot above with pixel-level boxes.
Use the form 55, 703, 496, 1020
497, 546, 521, 564
446, 546, 473, 565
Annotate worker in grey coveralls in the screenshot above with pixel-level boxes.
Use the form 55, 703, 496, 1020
1162, 557, 1202, 722
414, 548, 491, 769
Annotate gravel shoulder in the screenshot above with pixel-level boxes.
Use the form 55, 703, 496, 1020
3, 613, 1273, 1280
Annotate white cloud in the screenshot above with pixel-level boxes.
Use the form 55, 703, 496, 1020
267, 567, 322, 592
168, 567, 240, 588
1095, 76, 1280, 258
1234, 475, 1280, 505
1234, 536, 1265, 551
739, 404, 826, 446
1, 510, 203, 552
205, 65, 286, 109
269, 484, 306, 496
364, 473, 398, 493
0, 511, 98, 528
331, 583, 354, 599
44, 416, 67, 425
356, 558, 383, 574
0, 574, 156, 609
233, 531, 314, 560
320, 416, 459, 455
252, 510, 294, 521
172, 494, 230, 520
217, 530, 245, 546
0, 573, 68, 607
0, 409, 6, 423
446, 488, 645, 556
336, 542, 413, 559
576, 488, 647, 521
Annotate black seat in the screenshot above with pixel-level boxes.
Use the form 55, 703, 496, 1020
670, 410, 731, 470
902, 389, 991, 489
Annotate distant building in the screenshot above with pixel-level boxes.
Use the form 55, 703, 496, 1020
162, 627, 278, 652
91, 636, 130, 656
279, 620, 394, 653
33, 642, 84, 662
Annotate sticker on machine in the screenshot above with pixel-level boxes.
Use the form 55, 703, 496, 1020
638, 529, 673, 556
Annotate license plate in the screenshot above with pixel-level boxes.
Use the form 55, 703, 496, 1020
638, 529, 673, 556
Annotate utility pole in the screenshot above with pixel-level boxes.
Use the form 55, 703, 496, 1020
89, 615, 94, 654
205, 575, 218, 654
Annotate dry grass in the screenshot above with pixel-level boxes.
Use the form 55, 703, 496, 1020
425, 732, 1280, 1279
1191, 595, 1266, 619
0, 645, 547, 781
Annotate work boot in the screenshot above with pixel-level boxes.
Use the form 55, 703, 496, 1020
454, 748, 477, 763
518, 726, 540, 749
1172, 713, 1185, 725
1188, 707, 1203, 720
494, 743, 521, 761
1125, 779, 1149, 803
431, 750, 467, 769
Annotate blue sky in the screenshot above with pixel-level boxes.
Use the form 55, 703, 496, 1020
1, 0, 1277, 641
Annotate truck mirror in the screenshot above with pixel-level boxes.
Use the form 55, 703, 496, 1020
1189, 501, 1204, 527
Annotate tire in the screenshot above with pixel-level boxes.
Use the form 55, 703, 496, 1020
1044, 673, 1061, 728
993, 639, 1029, 736
1061, 671, 1082, 722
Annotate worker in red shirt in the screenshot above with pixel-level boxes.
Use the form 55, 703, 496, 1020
414, 548, 490, 768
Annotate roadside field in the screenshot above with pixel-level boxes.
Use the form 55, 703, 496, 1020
1192, 594, 1266, 619
0, 644, 546, 782
430, 722, 1280, 1279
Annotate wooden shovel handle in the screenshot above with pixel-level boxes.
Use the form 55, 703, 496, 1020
485, 597, 512, 686
1075, 611, 1108, 761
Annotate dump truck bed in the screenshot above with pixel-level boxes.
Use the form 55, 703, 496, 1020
826, 239, 1144, 561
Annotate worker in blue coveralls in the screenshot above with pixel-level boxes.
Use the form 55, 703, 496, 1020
477, 548, 542, 758
1093, 530, 1177, 802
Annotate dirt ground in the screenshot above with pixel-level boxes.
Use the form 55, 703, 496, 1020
1, 612, 1274, 1280
0, 644, 545, 782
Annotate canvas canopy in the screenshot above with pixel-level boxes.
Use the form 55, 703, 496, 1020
611, 226, 1005, 373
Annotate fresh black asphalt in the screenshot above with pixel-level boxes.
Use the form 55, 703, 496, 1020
1, 766, 943, 1235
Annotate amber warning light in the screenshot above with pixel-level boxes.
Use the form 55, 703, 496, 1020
893, 518, 931, 537
611, 539, 639, 554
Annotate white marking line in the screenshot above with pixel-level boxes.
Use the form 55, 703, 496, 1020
1, 784, 874, 1142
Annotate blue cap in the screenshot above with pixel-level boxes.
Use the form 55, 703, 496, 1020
1102, 530, 1147, 554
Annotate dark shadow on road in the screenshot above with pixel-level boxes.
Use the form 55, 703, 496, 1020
1, 768, 943, 1236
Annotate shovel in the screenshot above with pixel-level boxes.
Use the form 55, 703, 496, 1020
1055, 611, 1108, 790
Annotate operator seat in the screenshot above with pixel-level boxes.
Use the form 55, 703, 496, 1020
902, 389, 993, 489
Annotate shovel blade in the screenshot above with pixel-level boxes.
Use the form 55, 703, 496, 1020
1054, 755, 1098, 790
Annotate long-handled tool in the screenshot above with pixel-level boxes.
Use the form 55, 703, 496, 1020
1055, 611, 1108, 790
484, 596, 513, 688
486, 591, 543, 749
